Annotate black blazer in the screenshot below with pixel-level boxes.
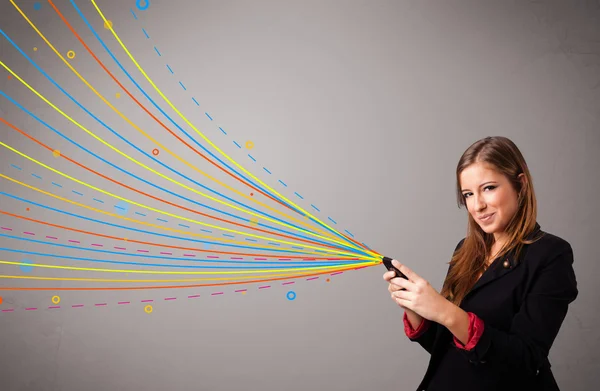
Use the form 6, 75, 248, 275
408, 223, 578, 391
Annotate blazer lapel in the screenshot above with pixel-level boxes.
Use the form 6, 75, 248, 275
464, 223, 542, 299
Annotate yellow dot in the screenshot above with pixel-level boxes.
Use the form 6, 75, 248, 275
51, 295, 60, 304
124, 237, 128, 241
115, 92, 121, 98
33, 47, 38, 52
104, 20, 113, 29
52, 149, 61, 158
242, 291, 247, 295
245, 141, 254, 149
67, 50, 75, 59
144, 305, 153, 313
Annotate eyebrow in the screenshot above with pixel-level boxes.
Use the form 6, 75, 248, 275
461, 181, 497, 192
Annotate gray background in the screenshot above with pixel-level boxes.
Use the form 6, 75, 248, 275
0, 0, 599, 390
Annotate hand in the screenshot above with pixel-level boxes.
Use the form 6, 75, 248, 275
383, 259, 452, 325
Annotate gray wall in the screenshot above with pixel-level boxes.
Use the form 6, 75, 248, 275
0, 1, 598, 390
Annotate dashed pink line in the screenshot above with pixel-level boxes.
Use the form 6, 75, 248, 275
92, 244, 103, 247
115, 247, 126, 250
25, 307, 37, 311
306, 277, 319, 281
211, 292, 223, 296
23, 231, 35, 236
118, 301, 131, 305
141, 299, 153, 303
282, 281, 295, 285
258, 285, 271, 289
137, 249, 149, 253
46, 236, 58, 240
164, 297, 176, 301
188, 294, 201, 299
160, 252, 172, 255
68, 240, 80, 244
1, 226, 13, 231
72, 304, 84, 308
49, 306, 60, 309
95, 303, 107, 306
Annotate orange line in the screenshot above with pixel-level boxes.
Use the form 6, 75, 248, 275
0, 209, 360, 261
48, 0, 370, 254
0, 265, 372, 291
0, 117, 353, 253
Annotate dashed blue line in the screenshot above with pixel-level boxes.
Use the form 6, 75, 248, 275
51, 182, 62, 188
292, 246, 303, 250
178, 224, 190, 228
248, 154, 256, 162
219, 127, 227, 135
263, 167, 272, 175
93, 198, 104, 204
142, 28, 149, 38
223, 234, 235, 238
328, 217, 337, 224
31, 173, 42, 179
130, 8, 138, 20
278, 180, 287, 187
294, 192, 304, 199
245, 238, 257, 242
311, 204, 320, 212
233, 141, 241, 149
156, 218, 168, 222
192, 97, 199, 106
72, 190, 83, 196
344, 230, 354, 238
154, 46, 161, 56
166, 64, 174, 74
179, 81, 186, 90
10, 164, 21, 170
135, 212, 146, 216
200, 229, 212, 233
114, 205, 126, 211
205, 112, 213, 121
268, 242, 281, 246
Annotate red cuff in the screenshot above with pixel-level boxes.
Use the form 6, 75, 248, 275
403, 311, 430, 339
453, 312, 485, 351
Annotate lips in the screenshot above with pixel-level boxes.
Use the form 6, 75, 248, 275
478, 213, 495, 222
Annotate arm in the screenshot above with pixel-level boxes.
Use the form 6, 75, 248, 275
443, 241, 578, 375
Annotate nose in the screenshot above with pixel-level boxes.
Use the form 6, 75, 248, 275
474, 194, 486, 211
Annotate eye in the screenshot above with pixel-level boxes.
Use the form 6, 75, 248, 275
484, 185, 496, 191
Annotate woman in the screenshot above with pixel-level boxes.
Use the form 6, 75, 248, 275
383, 136, 578, 391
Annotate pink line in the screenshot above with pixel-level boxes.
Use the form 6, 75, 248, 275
282, 281, 295, 285
306, 277, 319, 281
207, 256, 219, 259
278, 258, 292, 260
95, 303, 107, 306
137, 249, 149, 253
235, 289, 247, 293
160, 252, 172, 255
258, 285, 271, 289
141, 299, 153, 303
255, 258, 267, 260
92, 244, 103, 247
68, 240, 80, 244
211, 292, 223, 296
48, 306, 61, 309
164, 297, 176, 301
231, 257, 243, 260
115, 247, 126, 250
187, 294, 201, 298
2, 309, 14, 312
23, 232, 35, 235
118, 301, 130, 305
331, 272, 343, 276
46, 236, 58, 240
1, 227, 13, 231
72, 304, 84, 308
25, 307, 37, 310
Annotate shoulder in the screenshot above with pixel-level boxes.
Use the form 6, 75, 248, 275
525, 231, 574, 271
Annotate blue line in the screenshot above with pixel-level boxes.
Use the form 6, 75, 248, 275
153, 46, 161, 56
223, 234, 235, 238
93, 198, 104, 204
0, 242, 352, 269
268, 242, 281, 246
205, 113, 213, 121
31, 173, 42, 179
0, 191, 313, 254
51, 182, 62, 188
156, 218, 168, 222
328, 217, 337, 224
179, 81, 186, 90
114, 205, 126, 211
200, 229, 212, 233
70, 2, 369, 258
344, 230, 354, 238
72, 190, 83, 196
294, 192, 304, 199
219, 127, 227, 135
248, 154, 256, 162
0, 37, 357, 255
10, 164, 21, 170
263, 167, 272, 175
279, 180, 287, 187
245, 239, 257, 242
142, 28, 149, 38
178, 224, 190, 228
192, 97, 199, 106
233, 141, 241, 149
166, 64, 174, 74
130, 8, 138, 20
311, 204, 320, 212
135, 212, 146, 216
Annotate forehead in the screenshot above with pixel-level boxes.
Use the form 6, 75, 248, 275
460, 163, 503, 184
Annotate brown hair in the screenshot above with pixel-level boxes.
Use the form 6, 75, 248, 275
440, 136, 543, 306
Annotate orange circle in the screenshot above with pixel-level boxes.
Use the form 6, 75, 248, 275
26, 208, 30, 211
326, 278, 330, 282
7, 75, 12, 80
250, 193, 254, 196
152, 149, 159, 156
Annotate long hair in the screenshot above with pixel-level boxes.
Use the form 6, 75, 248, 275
440, 136, 543, 306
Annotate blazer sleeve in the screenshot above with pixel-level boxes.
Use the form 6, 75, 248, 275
456, 239, 578, 376
406, 238, 465, 354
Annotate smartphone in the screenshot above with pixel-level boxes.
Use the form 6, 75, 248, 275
382, 256, 408, 280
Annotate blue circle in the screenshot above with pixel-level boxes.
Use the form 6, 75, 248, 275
34, 2, 41, 10
20, 259, 34, 273
114, 200, 129, 215
136, 0, 150, 10
286, 291, 296, 301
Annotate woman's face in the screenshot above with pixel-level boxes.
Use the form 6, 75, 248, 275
459, 162, 525, 243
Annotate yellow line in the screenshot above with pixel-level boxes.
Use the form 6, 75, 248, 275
9, 0, 339, 244
0, 59, 353, 254
0, 259, 371, 275
91, 0, 377, 258
0, 170, 367, 259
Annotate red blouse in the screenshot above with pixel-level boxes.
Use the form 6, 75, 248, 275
403, 311, 485, 351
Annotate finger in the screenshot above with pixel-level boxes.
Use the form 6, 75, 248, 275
389, 277, 415, 291
392, 259, 419, 282
391, 289, 411, 301
383, 270, 397, 282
